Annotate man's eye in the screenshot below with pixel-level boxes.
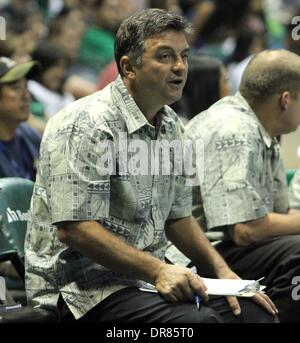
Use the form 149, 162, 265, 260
8, 83, 23, 92
160, 54, 171, 60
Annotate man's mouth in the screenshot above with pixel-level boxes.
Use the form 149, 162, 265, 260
168, 79, 184, 86
21, 103, 29, 111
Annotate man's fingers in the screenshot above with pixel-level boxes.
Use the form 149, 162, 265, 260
160, 292, 179, 302
158, 281, 189, 302
252, 293, 278, 316
155, 264, 209, 303
178, 282, 194, 301
226, 295, 241, 316
189, 273, 209, 302
260, 293, 278, 313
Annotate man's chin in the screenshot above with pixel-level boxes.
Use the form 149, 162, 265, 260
19, 112, 30, 122
166, 93, 183, 106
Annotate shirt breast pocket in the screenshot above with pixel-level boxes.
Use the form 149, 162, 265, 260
109, 176, 137, 222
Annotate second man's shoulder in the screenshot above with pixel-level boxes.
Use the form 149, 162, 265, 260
186, 106, 258, 140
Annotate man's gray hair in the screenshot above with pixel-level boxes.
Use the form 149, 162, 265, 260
115, 8, 193, 76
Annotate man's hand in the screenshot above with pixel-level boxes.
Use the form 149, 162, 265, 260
155, 264, 209, 303
215, 269, 242, 315
216, 269, 278, 316
252, 292, 278, 316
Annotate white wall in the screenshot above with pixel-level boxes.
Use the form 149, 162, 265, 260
281, 127, 300, 169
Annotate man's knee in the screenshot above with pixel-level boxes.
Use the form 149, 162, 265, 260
239, 299, 279, 323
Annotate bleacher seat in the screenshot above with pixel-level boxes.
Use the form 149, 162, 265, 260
0, 177, 58, 322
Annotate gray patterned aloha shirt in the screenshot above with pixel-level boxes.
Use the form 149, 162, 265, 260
186, 92, 289, 233
25, 76, 192, 319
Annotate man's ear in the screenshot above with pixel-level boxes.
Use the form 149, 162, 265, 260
119, 56, 136, 80
279, 91, 291, 111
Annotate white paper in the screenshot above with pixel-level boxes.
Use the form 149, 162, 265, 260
139, 278, 265, 297
202, 277, 266, 297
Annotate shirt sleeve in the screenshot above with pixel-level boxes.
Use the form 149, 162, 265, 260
40, 125, 112, 225
201, 132, 269, 230
168, 175, 192, 219
273, 158, 289, 214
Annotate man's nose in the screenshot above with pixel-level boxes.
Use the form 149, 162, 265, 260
172, 56, 187, 73
23, 87, 30, 100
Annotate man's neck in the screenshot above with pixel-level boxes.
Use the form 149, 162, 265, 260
250, 101, 278, 138
0, 121, 18, 142
132, 94, 160, 125
123, 78, 162, 125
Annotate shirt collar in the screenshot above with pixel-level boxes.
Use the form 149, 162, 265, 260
111, 76, 175, 135
235, 92, 274, 148
111, 76, 151, 134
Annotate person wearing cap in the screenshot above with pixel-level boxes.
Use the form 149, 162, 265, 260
0, 57, 41, 181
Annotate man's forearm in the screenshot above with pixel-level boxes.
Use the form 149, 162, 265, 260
57, 220, 165, 284
233, 212, 300, 246
166, 216, 231, 278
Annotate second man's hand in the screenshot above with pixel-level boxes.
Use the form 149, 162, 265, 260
216, 269, 278, 316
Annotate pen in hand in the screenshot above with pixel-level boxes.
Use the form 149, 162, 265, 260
191, 266, 202, 311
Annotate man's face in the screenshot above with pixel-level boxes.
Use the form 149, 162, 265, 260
97, 0, 127, 32
133, 30, 189, 107
0, 78, 30, 124
41, 61, 65, 92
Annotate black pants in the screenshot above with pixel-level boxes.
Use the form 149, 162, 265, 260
216, 235, 300, 323
59, 287, 278, 323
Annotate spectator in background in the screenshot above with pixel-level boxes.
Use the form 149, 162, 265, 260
0, 39, 48, 135
1, 0, 47, 59
187, 49, 300, 323
172, 54, 230, 122
48, 6, 86, 67
148, 0, 182, 14
28, 42, 75, 119
189, 0, 256, 48
0, 57, 41, 181
48, 6, 97, 98
76, 0, 134, 82
227, 30, 266, 93
96, 60, 118, 90
1, 0, 44, 35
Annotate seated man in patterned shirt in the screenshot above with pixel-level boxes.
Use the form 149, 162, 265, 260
187, 49, 300, 323
25, 9, 277, 323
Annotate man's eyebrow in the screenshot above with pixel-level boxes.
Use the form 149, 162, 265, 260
182, 47, 190, 53
156, 46, 190, 53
